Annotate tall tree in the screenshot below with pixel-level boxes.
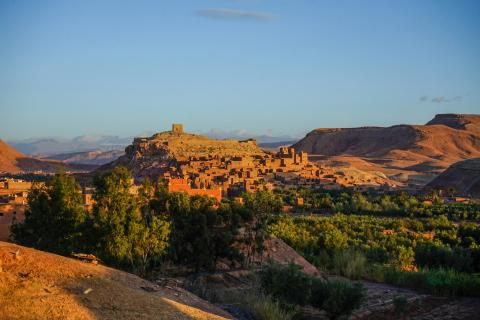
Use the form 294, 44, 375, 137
242, 190, 283, 263
92, 166, 140, 267
11, 170, 87, 255
92, 167, 170, 272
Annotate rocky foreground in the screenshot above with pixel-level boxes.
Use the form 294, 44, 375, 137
0, 242, 233, 320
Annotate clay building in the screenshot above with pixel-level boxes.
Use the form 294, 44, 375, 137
0, 179, 32, 241
0, 203, 25, 241
167, 178, 222, 202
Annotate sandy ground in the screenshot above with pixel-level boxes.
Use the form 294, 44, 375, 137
0, 241, 234, 320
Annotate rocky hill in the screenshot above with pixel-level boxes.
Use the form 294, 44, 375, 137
0, 140, 96, 174
0, 241, 232, 320
99, 128, 266, 178
427, 158, 480, 198
294, 114, 480, 185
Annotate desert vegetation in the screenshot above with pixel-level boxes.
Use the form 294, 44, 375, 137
259, 262, 366, 319
274, 187, 480, 221
268, 213, 480, 297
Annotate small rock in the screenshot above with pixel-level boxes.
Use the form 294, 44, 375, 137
12, 249, 21, 259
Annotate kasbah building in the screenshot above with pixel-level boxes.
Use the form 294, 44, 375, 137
161, 124, 330, 203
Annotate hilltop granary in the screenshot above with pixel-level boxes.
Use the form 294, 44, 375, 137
171, 123, 184, 134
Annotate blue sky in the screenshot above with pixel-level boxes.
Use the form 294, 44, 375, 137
1, 0, 479, 140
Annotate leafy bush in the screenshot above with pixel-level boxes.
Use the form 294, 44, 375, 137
379, 267, 480, 297
259, 262, 311, 306
332, 249, 366, 279
236, 292, 297, 320
415, 244, 474, 272
311, 278, 365, 319
259, 262, 365, 319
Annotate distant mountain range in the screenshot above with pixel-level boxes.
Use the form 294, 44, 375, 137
201, 129, 299, 144
41, 150, 126, 166
9, 135, 132, 156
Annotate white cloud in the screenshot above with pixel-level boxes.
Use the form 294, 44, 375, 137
419, 95, 462, 103
196, 8, 276, 21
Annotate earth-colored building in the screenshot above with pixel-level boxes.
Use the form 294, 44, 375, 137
0, 179, 30, 241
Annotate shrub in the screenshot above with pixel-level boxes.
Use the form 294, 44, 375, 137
260, 262, 366, 319
415, 244, 474, 273
304, 250, 331, 273
311, 278, 365, 319
259, 262, 311, 306
237, 292, 297, 320
423, 268, 479, 296
379, 266, 480, 297
332, 249, 367, 279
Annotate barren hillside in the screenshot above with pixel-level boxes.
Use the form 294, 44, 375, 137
427, 158, 480, 198
294, 114, 480, 185
0, 140, 95, 174
0, 241, 233, 320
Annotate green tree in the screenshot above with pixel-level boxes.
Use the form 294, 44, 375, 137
92, 167, 140, 267
159, 193, 242, 271
11, 170, 87, 255
243, 190, 283, 263
92, 167, 170, 272
134, 215, 170, 274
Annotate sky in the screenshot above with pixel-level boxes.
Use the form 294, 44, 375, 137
1, 0, 479, 141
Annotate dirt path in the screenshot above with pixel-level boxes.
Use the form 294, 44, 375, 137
350, 280, 480, 320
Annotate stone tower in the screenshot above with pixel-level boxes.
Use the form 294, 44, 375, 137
172, 123, 183, 134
